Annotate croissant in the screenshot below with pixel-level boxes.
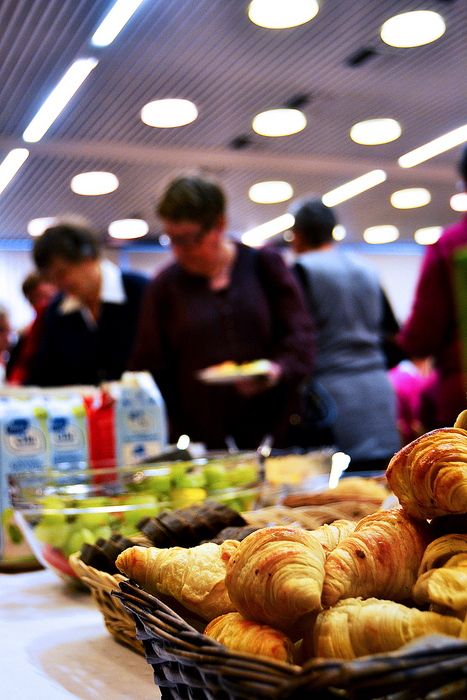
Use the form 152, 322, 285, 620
116, 540, 238, 621
309, 519, 357, 555
321, 508, 433, 607
224, 526, 326, 634
386, 427, 467, 519
204, 612, 295, 663
301, 597, 462, 661
413, 552, 467, 614
417, 534, 467, 576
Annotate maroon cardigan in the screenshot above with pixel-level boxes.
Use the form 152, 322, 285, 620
129, 243, 315, 449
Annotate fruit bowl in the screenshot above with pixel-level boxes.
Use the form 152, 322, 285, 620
9, 452, 262, 584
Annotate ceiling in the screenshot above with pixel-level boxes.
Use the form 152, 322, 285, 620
0, 0, 465, 249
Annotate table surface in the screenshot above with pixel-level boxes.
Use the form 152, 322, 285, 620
0, 568, 160, 700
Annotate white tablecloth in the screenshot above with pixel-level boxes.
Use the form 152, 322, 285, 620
0, 568, 160, 700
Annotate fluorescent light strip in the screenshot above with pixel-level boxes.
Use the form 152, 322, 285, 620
92, 0, 146, 47
398, 124, 467, 168
22, 58, 98, 143
241, 213, 295, 247
322, 169, 387, 207
0, 149, 29, 195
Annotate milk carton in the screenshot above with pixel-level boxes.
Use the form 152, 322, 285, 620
105, 371, 168, 466
45, 393, 89, 480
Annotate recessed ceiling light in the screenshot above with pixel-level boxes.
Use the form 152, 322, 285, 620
380, 11, 445, 48
390, 188, 431, 209
141, 99, 198, 128
108, 218, 149, 239
363, 225, 399, 244
71, 171, 119, 195
248, 0, 319, 29
252, 108, 306, 137
414, 227, 442, 245
322, 169, 387, 207
450, 193, 467, 212
350, 118, 401, 145
27, 217, 57, 237
249, 181, 293, 203
241, 213, 295, 247
332, 225, 346, 241
398, 124, 467, 168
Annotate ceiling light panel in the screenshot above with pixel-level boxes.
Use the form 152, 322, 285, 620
322, 170, 387, 207
92, 0, 146, 47
398, 125, 467, 168
249, 181, 293, 203
390, 188, 431, 209
252, 109, 306, 137
380, 11, 446, 48
71, 171, 119, 195
363, 225, 399, 244
141, 99, 198, 127
248, 0, 319, 29
350, 118, 401, 145
451, 193, 467, 212
414, 226, 442, 245
108, 218, 149, 239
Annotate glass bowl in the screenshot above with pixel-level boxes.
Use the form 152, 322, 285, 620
9, 451, 263, 584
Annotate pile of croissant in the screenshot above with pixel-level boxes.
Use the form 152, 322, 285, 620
116, 423, 467, 665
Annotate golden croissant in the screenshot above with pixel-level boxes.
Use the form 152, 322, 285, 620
414, 552, 467, 614
321, 508, 433, 607
386, 427, 467, 519
204, 612, 295, 663
301, 597, 462, 661
417, 533, 467, 576
224, 526, 326, 634
116, 540, 239, 621
309, 519, 356, 555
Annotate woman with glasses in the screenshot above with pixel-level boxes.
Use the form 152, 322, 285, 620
129, 174, 315, 451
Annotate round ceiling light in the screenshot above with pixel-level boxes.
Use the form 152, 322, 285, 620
350, 118, 401, 145
27, 217, 57, 237
363, 225, 399, 244
390, 188, 431, 209
252, 108, 306, 137
380, 11, 445, 48
249, 180, 293, 203
332, 225, 347, 241
71, 171, 119, 196
248, 0, 319, 29
450, 193, 467, 212
141, 98, 198, 128
414, 226, 442, 245
108, 219, 149, 240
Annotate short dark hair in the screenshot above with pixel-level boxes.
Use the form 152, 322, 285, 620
459, 143, 467, 184
156, 175, 226, 229
21, 271, 45, 301
33, 224, 101, 271
291, 199, 337, 247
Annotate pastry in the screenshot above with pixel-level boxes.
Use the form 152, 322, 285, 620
204, 612, 294, 663
302, 597, 461, 661
386, 427, 467, 519
116, 540, 239, 621
321, 508, 433, 607
224, 525, 326, 634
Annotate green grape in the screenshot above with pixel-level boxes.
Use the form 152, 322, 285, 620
34, 521, 71, 548
203, 464, 230, 492
227, 463, 258, 487
74, 496, 112, 529
123, 494, 159, 527
62, 527, 97, 557
40, 495, 67, 526
170, 487, 207, 508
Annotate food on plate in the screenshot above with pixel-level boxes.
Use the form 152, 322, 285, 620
300, 597, 462, 661
386, 427, 467, 519
224, 525, 326, 634
116, 540, 239, 621
204, 612, 295, 663
321, 508, 433, 607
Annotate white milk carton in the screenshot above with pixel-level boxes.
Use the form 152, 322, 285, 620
105, 371, 168, 466
44, 392, 89, 479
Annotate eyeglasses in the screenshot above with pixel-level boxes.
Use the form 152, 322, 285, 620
166, 224, 211, 249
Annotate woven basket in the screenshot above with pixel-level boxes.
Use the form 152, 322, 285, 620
69, 551, 145, 654
114, 580, 467, 700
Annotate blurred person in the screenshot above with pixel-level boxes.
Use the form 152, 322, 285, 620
290, 198, 400, 471
25, 224, 148, 387
0, 305, 13, 382
397, 143, 467, 431
128, 174, 315, 450
6, 271, 57, 384
389, 358, 434, 446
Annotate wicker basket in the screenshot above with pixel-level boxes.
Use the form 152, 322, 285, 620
69, 551, 145, 654
114, 580, 467, 700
